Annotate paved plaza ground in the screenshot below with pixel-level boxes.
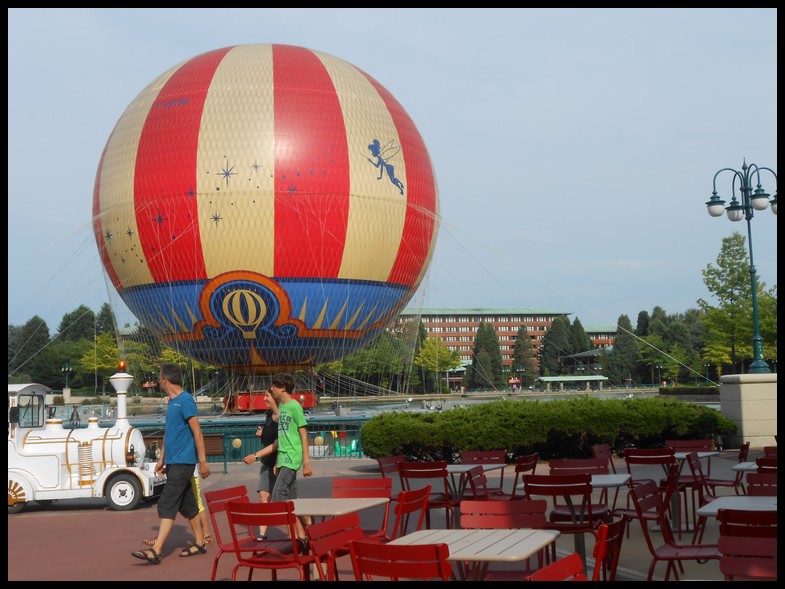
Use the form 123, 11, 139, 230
8, 448, 763, 582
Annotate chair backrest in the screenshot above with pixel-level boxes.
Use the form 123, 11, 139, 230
762, 445, 777, 458
204, 485, 252, 552
718, 536, 777, 581
225, 500, 308, 569
460, 498, 547, 529
510, 453, 539, 498
666, 439, 714, 475
305, 511, 365, 581
717, 508, 777, 538
524, 552, 588, 581
591, 517, 626, 581
549, 457, 609, 476
377, 455, 405, 479
629, 479, 677, 550
460, 449, 507, 486
460, 449, 506, 465
685, 451, 714, 503
349, 539, 452, 581
464, 465, 494, 499
390, 485, 431, 539
755, 456, 777, 472
746, 471, 777, 496
398, 461, 451, 496
591, 443, 617, 474
623, 447, 676, 486
523, 473, 600, 532
332, 476, 393, 538
737, 441, 751, 463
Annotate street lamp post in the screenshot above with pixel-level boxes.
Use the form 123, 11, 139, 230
61, 361, 73, 388
704, 362, 711, 384
706, 159, 776, 374
655, 363, 663, 387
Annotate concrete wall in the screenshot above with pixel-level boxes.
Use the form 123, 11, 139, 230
719, 373, 777, 449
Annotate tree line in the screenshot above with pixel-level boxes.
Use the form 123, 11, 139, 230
8, 232, 777, 393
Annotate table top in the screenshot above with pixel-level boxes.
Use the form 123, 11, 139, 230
389, 528, 560, 563
446, 463, 506, 474
515, 473, 630, 491
674, 451, 719, 460
731, 461, 758, 472
696, 495, 777, 518
291, 497, 389, 517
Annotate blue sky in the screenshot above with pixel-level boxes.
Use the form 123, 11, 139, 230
8, 8, 777, 334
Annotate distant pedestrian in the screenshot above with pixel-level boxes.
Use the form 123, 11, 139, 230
131, 363, 211, 565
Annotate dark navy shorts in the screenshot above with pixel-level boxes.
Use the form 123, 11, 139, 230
271, 466, 298, 501
157, 463, 199, 520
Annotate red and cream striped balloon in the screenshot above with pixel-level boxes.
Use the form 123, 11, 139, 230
92, 44, 439, 373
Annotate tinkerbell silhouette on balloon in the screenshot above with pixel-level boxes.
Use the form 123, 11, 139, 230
367, 138, 405, 195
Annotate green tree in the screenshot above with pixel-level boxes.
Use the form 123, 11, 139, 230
539, 315, 570, 375
56, 305, 96, 342
511, 324, 539, 387
635, 310, 651, 337
466, 321, 503, 390
95, 303, 117, 335
569, 317, 592, 354
607, 314, 640, 386
8, 315, 51, 382
414, 337, 462, 393
698, 231, 777, 373
79, 331, 120, 394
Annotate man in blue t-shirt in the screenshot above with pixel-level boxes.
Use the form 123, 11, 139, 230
131, 363, 211, 565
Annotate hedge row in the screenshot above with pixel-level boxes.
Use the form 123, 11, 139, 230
360, 396, 737, 461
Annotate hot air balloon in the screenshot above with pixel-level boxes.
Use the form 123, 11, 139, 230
92, 44, 439, 374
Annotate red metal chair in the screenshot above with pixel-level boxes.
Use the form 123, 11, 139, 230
523, 473, 608, 569
746, 471, 777, 496
204, 485, 260, 581
717, 508, 777, 538
331, 476, 393, 542
305, 511, 365, 581
549, 457, 611, 508
225, 500, 315, 581
464, 465, 514, 500
460, 498, 552, 577
376, 455, 405, 481
524, 552, 588, 581
398, 461, 460, 529
706, 441, 749, 496
510, 453, 540, 499
628, 480, 720, 581
388, 485, 431, 540
718, 536, 777, 581
349, 539, 452, 581
620, 447, 679, 533
591, 516, 627, 581
685, 451, 718, 543
459, 449, 508, 489
755, 456, 777, 472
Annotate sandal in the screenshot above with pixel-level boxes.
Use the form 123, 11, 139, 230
179, 543, 207, 558
204, 533, 213, 546
131, 548, 162, 565
142, 538, 157, 547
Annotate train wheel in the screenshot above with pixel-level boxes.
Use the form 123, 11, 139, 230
106, 474, 142, 511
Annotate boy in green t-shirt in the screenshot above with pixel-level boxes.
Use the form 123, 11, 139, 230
269, 372, 312, 540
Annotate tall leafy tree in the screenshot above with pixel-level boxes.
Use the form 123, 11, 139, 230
698, 231, 776, 373
79, 331, 119, 394
539, 315, 571, 375
414, 337, 462, 393
607, 314, 640, 386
